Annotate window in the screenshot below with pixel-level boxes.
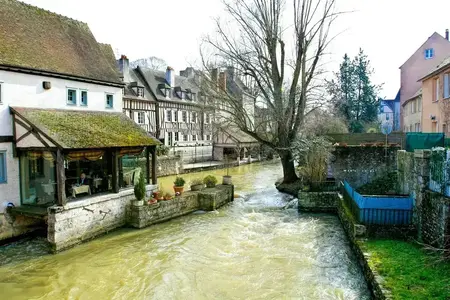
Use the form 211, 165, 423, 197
434, 78, 440, 102
174, 132, 179, 142
167, 132, 173, 146
0, 151, 6, 183
173, 111, 178, 122
137, 87, 144, 97
0, 83, 2, 104
67, 89, 77, 105
386, 113, 389, 121
106, 94, 114, 108
81, 90, 88, 106
192, 135, 197, 141
418, 97, 422, 111
444, 73, 450, 99
166, 110, 172, 122
182, 111, 187, 123
425, 48, 434, 59
183, 134, 188, 142
207, 135, 211, 141
137, 112, 145, 124
191, 112, 197, 123
205, 114, 210, 124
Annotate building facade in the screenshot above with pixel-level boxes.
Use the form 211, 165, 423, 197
420, 56, 450, 135
402, 89, 422, 132
400, 30, 450, 129
379, 90, 401, 131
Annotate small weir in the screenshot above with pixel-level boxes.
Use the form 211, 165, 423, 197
0, 162, 370, 299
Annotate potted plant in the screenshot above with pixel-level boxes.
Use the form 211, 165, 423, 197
173, 176, 186, 195
157, 188, 165, 201
222, 155, 232, 185
133, 172, 146, 206
190, 178, 204, 191
203, 175, 218, 188
164, 193, 173, 200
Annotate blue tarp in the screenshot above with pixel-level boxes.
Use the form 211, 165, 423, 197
344, 181, 413, 210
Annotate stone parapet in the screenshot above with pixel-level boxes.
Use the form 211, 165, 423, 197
129, 185, 234, 229
298, 191, 338, 213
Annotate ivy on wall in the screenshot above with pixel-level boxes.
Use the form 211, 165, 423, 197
356, 172, 399, 195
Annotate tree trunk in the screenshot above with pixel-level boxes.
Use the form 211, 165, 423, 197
280, 151, 298, 183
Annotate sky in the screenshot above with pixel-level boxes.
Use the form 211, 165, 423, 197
21, 0, 450, 99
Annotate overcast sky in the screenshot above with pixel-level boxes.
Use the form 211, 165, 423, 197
21, 0, 450, 99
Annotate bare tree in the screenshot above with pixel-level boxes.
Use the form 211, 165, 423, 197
130, 56, 168, 71
202, 0, 339, 183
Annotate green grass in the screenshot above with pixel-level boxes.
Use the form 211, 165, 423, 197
361, 239, 450, 300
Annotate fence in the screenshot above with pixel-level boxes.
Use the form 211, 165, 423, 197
429, 148, 450, 197
326, 133, 405, 147
342, 181, 413, 225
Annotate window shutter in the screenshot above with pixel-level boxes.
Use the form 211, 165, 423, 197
444, 74, 450, 98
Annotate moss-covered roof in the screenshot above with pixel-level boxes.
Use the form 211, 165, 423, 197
0, 0, 122, 84
11, 107, 161, 149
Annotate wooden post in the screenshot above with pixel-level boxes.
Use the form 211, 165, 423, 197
151, 146, 157, 184
56, 149, 66, 206
145, 147, 151, 184
112, 149, 119, 193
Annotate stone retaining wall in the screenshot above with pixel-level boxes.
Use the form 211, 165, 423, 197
298, 191, 338, 213
47, 185, 156, 253
0, 212, 44, 242
422, 190, 450, 248
123, 155, 183, 177
129, 185, 234, 229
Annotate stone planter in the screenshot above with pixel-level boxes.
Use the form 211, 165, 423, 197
173, 186, 184, 195
132, 199, 144, 207
206, 183, 216, 188
190, 184, 204, 191
222, 175, 232, 185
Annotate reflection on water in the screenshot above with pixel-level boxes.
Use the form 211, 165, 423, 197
0, 161, 370, 299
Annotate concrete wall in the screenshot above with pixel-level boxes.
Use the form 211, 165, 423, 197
47, 185, 156, 252
0, 142, 20, 212
129, 185, 234, 229
0, 70, 123, 136
330, 146, 399, 188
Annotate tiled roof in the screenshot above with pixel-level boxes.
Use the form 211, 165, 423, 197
222, 126, 258, 144
0, 0, 122, 84
11, 107, 160, 149
419, 55, 450, 81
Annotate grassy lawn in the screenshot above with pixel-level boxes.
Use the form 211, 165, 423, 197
361, 239, 450, 300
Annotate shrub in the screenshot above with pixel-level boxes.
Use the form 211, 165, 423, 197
203, 175, 218, 187
174, 176, 186, 187
156, 145, 170, 156
190, 178, 203, 186
134, 172, 146, 201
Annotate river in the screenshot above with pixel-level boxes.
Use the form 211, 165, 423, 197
0, 161, 370, 299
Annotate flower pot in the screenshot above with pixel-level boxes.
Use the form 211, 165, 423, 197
173, 186, 184, 195
152, 192, 160, 199
132, 199, 144, 207
222, 175, 232, 185
148, 198, 158, 205
190, 184, 204, 191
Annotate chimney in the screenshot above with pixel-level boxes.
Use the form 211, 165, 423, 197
219, 71, 227, 91
180, 67, 195, 78
226, 66, 235, 80
446, 29, 449, 41
211, 68, 219, 90
165, 66, 175, 87
117, 54, 130, 82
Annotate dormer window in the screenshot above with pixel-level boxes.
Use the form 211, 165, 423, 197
165, 88, 171, 98
137, 87, 144, 97
425, 48, 434, 59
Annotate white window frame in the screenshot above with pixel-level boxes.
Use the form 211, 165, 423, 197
167, 132, 173, 146
444, 73, 450, 99
174, 132, 179, 142
173, 110, 178, 122
191, 112, 197, 123
0, 82, 3, 105
0, 151, 6, 183
183, 134, 188, 142
435, 78, 440, 102
137, 112, 145, 124
137, 87, 144, 97
67, 88, 77, 105
192, 134, 197, 141
80, 90, 88, 106
182, 111, 187, 123
105, 93, 114, 108
166, 110, 172, 122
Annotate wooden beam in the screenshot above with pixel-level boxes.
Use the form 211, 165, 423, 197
112, 149, 119, 193
56, 149, 67, 206
151, 146, 157, 185
146, 147, 151, 184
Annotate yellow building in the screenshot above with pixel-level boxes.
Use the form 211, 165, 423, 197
402, 89, 422, 132
420, 56, 450, 134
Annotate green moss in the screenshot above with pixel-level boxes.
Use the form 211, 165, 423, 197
16, 108, 159, 148
362, 239, 450, 300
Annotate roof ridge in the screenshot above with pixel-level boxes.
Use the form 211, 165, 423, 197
10, 0, 88, 26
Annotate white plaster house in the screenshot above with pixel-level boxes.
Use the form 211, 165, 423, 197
0, 0, 159, 244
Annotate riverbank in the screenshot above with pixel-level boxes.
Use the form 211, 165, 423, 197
361, 240, 450, 300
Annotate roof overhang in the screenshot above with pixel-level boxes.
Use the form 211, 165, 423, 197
418, 62, 450, 82
10, 107, 160, 151
0, 64, 125, 88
